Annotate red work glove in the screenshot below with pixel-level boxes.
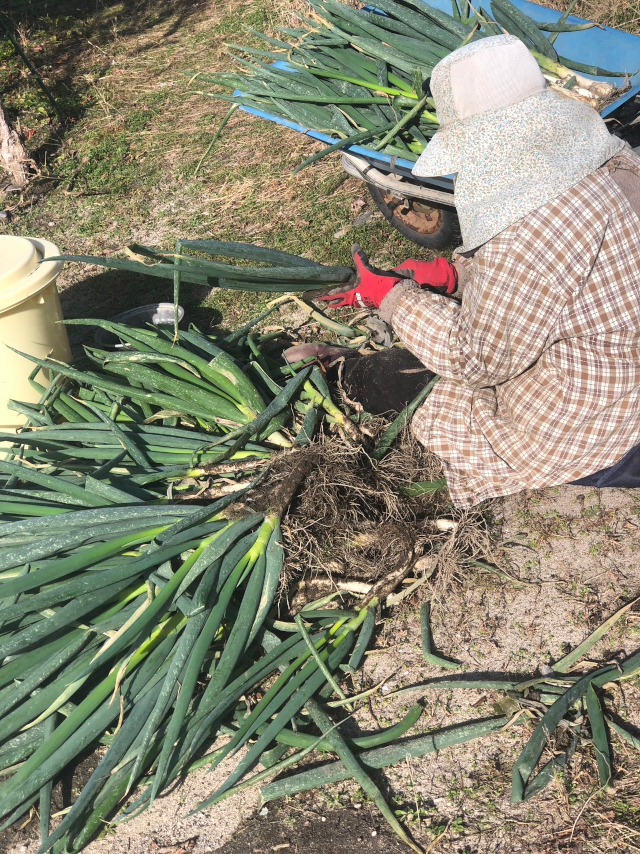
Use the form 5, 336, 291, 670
317, 245, 401, 309
393, 257, 458, 295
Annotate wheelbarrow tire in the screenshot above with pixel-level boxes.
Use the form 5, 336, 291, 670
368, 184, 460, 251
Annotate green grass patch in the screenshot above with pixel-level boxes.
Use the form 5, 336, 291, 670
3, 0, 447, 332
216, 3, 273, 37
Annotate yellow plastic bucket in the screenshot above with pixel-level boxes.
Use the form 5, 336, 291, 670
0, 235, 71, 430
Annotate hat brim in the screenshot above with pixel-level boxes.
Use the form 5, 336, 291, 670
411, 91, 624, 252
411, 128, 460, 178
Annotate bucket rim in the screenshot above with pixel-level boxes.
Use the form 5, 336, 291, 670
0, 236, 64, 313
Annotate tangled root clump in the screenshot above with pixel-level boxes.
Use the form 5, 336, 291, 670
244, 419, 498, 613
269, 427, 493, 610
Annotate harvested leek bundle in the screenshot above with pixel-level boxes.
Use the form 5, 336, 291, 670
0, 296, 482, 854
193, 0, 631, 168
0, 306, 504, 854
51, 239, 353, 293
1, 301, 459, 853
0, 320, 380, 852
0, 304, 487, 853
4, 311, 635, 852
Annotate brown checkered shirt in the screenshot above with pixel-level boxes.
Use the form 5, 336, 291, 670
379, 146, 640, 507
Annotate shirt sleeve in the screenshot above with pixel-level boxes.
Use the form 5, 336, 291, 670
381, 227, 577, 387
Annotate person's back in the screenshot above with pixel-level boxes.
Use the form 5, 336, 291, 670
389, 145, 640, 506
321, 35, 640, 507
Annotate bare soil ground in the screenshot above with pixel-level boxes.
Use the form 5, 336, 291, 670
4, 484, 640, 854
1, 0, 640, 852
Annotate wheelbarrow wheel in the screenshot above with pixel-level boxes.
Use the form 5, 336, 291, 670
368, 184, 460, 250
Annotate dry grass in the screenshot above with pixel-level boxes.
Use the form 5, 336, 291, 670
3, 0, 421, 332
545, 0, 640, 32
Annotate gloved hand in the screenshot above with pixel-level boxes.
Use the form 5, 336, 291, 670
393, 257, 458, 295
317, 245, 401, 309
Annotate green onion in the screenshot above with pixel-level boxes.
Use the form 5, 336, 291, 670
187, 0, 628, 170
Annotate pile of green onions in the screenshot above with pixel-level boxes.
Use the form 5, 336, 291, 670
0, 297, 498, 854
0, 315, 387, 852
0, 295, 508, 853
191, 0, 629, 169
3, 290, 637, 852
0, 276, 457, 853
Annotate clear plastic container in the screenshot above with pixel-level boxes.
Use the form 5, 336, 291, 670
94, 303, 185, 349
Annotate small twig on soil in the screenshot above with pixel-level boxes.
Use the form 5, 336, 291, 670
569, 785, 607, 844
425, 818, 451, 853
325, 676, 392, 707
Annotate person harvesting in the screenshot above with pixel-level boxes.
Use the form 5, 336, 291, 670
320, 34, 640, 507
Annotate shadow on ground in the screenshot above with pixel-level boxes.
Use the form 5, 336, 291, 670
0, 0, 209, 177
215, 801, 411, 854
58, 268, 222, 353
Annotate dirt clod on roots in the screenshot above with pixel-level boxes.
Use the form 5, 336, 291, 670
260, 429, 495, 611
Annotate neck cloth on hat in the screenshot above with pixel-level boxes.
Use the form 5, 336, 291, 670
412, 35, 624, 251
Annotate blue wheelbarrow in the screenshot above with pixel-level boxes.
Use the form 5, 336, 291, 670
239, 0, 640, 248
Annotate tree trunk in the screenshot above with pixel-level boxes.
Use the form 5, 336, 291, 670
0, 97, 30, 189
